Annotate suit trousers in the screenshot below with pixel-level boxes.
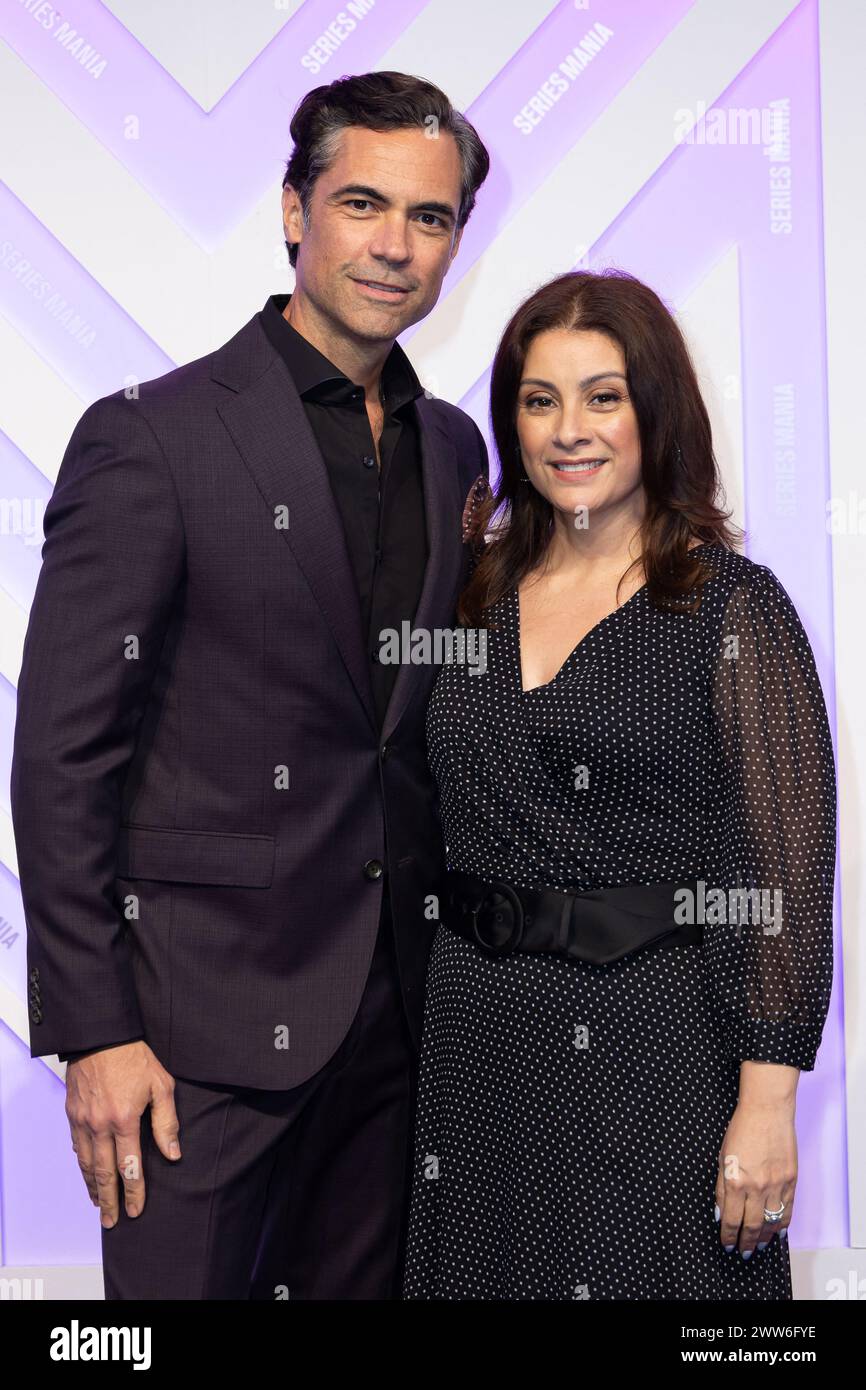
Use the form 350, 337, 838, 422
100, 889, 417, 1299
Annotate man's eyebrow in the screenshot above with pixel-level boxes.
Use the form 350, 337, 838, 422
520, 372, 628, 389
327, 184, 457, 221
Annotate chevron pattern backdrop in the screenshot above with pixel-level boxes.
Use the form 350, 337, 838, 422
0, 0, 851, 1296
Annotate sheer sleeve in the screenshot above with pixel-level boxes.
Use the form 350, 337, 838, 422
703, 563, 836, 1072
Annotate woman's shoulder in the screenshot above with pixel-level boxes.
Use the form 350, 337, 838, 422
694, 543, 793, 606
694, 544, 813, 653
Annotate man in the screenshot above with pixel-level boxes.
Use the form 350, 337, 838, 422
11, 71, 489, 1300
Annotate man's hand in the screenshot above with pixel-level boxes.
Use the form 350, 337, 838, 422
64, 1041, 181, 1228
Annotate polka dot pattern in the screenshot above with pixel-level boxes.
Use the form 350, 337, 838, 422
402, 543, 836, 1300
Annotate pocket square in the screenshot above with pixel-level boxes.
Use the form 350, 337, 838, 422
461, 473, 491, 545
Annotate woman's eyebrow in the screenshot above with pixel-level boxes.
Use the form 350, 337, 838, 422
519, 372, 627, 389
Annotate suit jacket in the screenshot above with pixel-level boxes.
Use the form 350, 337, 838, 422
11, 307, 489, 1089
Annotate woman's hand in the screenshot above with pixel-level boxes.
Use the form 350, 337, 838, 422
715, 1061, 799, 1257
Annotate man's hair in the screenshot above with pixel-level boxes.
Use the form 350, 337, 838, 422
282, 71, 490, 268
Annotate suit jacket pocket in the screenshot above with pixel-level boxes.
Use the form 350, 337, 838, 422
116, 824, 275, 887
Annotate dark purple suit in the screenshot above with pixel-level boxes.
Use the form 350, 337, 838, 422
11, 305, 488, 1297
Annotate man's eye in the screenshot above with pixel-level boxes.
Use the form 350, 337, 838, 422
343, 202, 445, 227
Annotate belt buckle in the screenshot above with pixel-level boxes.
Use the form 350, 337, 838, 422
469, 880, 524, 955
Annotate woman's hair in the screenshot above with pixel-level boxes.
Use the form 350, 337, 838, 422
282, 72, 490, 269
458, 269, 743, 629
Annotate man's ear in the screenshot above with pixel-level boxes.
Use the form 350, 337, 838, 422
282, 183, 305, 248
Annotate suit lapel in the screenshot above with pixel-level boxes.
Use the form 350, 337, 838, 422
214, 317, 464, 744
381, 395, 464, 745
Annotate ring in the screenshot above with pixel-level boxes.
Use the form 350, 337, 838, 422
763, 1200, 786, 1223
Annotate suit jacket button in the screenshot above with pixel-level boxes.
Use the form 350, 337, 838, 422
363, 859, 384, 880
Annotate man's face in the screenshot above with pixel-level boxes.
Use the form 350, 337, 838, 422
282, 124, 465, 343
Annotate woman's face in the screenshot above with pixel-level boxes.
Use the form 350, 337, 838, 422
515, 328, 644, 527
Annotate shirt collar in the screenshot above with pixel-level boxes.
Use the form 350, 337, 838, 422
259, 293, 425, 413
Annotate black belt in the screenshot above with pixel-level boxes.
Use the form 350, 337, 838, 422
439, 871, 703, 965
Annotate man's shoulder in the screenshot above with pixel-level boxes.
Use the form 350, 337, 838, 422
417, 395, 489, 482
419, 393, 480, 438
59, 312, 271, 471
88, 310, 271, 420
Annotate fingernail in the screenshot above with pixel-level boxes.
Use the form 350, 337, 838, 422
170, 1141, 181, 1159
724, 1244, 735, 1253
757, 1242, 768, 1251
714, 1204, 721, 1222
780, 1227, 788, 1241
742, 1250, 753, 1260
101, 1215, 115, 1229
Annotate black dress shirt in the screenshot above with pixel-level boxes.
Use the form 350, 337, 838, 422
58, 292, 428, 1065
259, 292, 428, 735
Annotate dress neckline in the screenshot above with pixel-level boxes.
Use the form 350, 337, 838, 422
515, 543, 714, 696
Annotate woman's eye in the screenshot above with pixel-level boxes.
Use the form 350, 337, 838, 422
524, 391, 620, 410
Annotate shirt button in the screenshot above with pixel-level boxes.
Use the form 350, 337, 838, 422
362, 456, 376, 469
351, 388, 363, 400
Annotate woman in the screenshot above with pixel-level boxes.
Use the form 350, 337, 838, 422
401, 270, 836, 1300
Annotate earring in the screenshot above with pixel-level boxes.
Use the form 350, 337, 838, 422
515, 440, 529, 482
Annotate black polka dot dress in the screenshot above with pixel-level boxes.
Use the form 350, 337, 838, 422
401, 543, 836, 1301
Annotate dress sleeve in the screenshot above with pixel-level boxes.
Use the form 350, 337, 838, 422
703, 564, 836, 1072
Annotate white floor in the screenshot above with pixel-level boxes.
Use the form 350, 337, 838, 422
1, 1250, 864, 1300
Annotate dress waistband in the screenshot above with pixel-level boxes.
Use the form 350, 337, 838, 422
439, 870, 703, 965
